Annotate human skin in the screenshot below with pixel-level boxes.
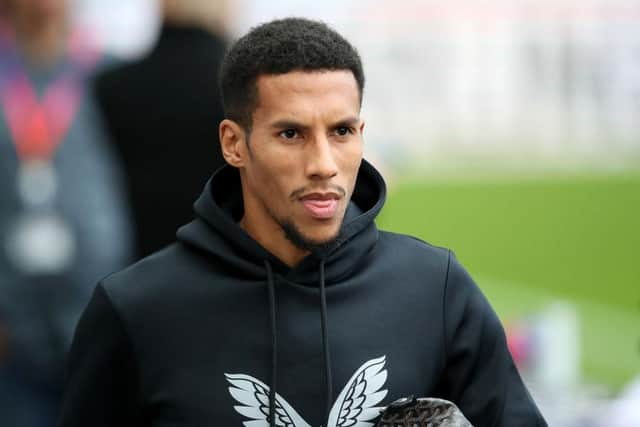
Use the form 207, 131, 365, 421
219, 70, 365, 267
7, 0, 68, 65
161, 0, 229, 35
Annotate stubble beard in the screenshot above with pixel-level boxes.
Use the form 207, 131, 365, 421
279, 219, 342, 255
263, 187, 347, 255
263, 200, 343, 254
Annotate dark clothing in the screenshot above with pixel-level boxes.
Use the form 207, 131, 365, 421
0, 25, 132, 427
94, 24, 227, 259
59, 161, 547, 427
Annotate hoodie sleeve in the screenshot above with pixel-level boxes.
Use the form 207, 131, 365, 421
438, 252, 547, 427
58, 283, 143, 427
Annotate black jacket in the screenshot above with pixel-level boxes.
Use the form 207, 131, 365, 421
94, 24, 227, 259
59, 161, 546, 427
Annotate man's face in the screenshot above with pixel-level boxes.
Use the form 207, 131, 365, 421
9, 0, 66, 26
240, 70, 364, 249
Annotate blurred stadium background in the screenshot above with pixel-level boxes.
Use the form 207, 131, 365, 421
73, 0, 639, 424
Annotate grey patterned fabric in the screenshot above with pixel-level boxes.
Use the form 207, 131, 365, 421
376, 397, 473, 427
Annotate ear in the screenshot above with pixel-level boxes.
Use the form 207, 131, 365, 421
219, 119, 248, 168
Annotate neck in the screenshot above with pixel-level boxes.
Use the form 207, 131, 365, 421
14, 17, 67, 67
239, 210, 309, 268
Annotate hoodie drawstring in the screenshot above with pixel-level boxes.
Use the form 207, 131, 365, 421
264, 260, 278, 427
264, 259, 334, 427
319, 259, 333, 422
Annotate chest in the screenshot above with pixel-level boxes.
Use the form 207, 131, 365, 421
130, 279, 447, 426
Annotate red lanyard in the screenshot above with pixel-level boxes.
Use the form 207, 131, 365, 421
0, 25, 99, 161
1, 72, 82, 160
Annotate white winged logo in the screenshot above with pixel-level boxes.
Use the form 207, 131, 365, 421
225, 355, 388, 427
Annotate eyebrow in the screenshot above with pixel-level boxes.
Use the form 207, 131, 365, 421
270, 120, 310, 131
269, 117, 360, 130
332, 117, 360, 128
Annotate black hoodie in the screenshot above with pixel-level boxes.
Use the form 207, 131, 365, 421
59, 160, 546, 427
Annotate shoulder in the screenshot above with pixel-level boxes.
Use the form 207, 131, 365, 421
367, 231, 458, 301
377, 230, 451, 271
375, 231, 484, 297
99, 243, 208, 318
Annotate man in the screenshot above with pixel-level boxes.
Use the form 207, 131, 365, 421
0, 0, 131, 426
95, 0, 228, 259
59, 18, 546, 427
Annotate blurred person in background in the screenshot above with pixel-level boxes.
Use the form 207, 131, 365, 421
0, 0, 132, 426
95, 0, 228, 259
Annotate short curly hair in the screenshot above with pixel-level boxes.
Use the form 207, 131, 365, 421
219, 17, 365, 129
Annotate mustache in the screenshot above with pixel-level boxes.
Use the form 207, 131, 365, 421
289, 184, 346, 200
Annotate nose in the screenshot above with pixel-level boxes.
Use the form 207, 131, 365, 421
305, 135, 338, 180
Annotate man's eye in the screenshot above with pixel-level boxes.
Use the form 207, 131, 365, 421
335, 127, 353, 136
280, 129, 298, 139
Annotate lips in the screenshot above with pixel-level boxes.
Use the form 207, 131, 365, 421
300, 193, 340, 219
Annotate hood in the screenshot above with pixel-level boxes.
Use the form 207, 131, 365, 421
177, 159, 387, 425
177, 159, 387, 287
